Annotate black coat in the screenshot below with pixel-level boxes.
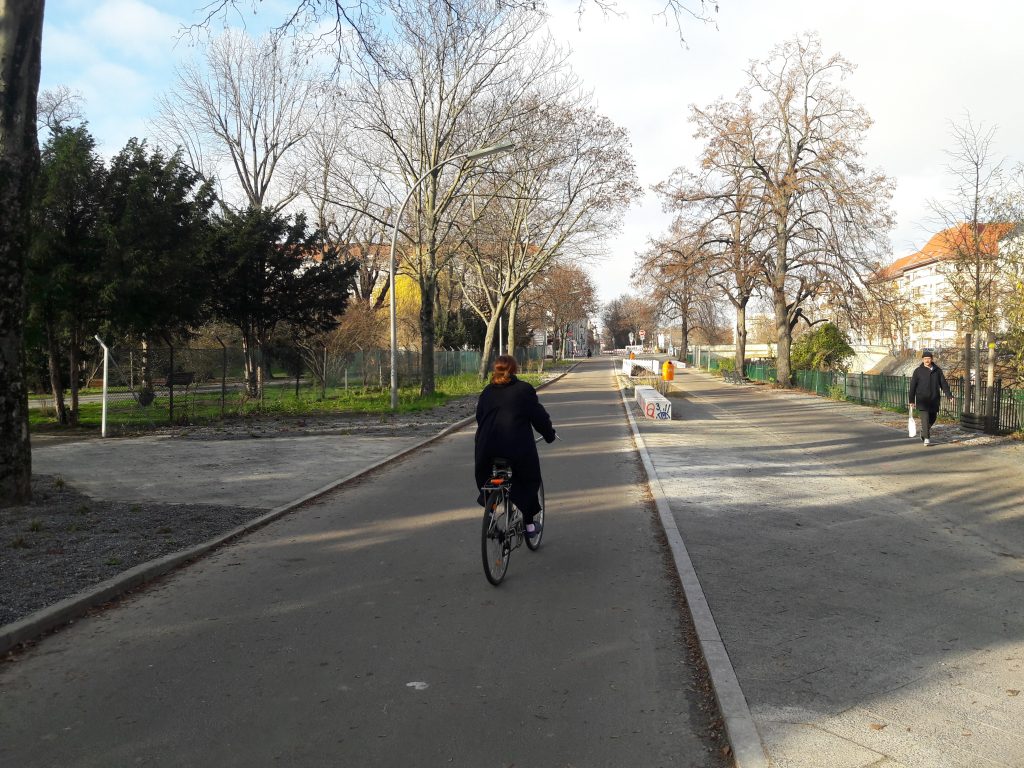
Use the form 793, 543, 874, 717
474, 376, 556, 515
908, 363, 952, 410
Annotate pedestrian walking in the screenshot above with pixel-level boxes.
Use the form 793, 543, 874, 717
908, 349, 954, 446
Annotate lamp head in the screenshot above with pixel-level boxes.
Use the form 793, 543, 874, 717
466, 141, 515, 160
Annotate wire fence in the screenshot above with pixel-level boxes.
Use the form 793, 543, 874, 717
32, 342, 552, 433
691, 356, 1024, 434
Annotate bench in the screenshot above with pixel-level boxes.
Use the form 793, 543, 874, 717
635, 385, 672, 420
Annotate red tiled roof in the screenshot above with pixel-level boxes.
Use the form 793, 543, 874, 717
876, 222, 1014, 280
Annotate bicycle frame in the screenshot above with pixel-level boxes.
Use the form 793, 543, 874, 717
482, 468, 525, 553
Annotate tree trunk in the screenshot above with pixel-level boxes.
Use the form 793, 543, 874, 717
241, 335, 259, 396
962, 332, 973, 414
679, 316, 689, 363
477, 313, 500, 380
68, 325, 80, 426
506, 297, 518, 355
974, 332, 983, 415
140, 336, 153, 389
255, 338, 265, 401
0, 0, 44, 506
734, 302, 748, 377
419, 273, 437, 397
773, 290, 792, 387
985, 330, 996, 420
44, 312, 68, 425
771, 221, 793, 387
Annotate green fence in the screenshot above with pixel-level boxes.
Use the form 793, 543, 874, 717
690, 357, 1024, 434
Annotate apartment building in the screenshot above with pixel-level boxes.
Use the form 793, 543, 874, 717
870, 223, 1017, 352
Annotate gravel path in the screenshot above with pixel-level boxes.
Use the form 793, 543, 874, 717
0, 476, 260, 626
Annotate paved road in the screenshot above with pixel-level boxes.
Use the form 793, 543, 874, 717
634, 368, 1024, 767
0, 361, 723, 768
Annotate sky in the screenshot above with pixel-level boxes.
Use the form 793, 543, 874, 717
40, 0, 1024, 306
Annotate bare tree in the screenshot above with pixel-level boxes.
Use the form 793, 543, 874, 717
460, 91, 639, 376
522, 262, 597, 358
928, 116, 1015, 413
194, 0, 721, 47
633, 225, 718, 361
858, 273, 930, 355
694, 34, 893, 386
37, 85, 84, 135
298, 93, 400, 312
342, 0, 574, 395
656, 147, 768, 374
153, 31, 325, 211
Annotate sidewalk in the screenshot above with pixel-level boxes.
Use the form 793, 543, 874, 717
631, 368, 1024, 767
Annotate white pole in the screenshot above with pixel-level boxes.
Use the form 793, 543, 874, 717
499, 315, 503, 356
94, 335, 109, 438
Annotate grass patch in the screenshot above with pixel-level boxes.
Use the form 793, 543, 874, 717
28, 371, 548, 433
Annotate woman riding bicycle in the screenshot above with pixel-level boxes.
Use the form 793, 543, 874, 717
474, 355, 556, 537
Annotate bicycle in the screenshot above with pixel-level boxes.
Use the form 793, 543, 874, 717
480, 443, 547, 586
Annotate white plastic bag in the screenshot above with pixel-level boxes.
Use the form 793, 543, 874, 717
907, 409, 917, 438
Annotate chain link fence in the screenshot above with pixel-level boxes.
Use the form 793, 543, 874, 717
32, 342, 549, 433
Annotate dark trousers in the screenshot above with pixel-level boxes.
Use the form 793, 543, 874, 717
918, 408, 938, 439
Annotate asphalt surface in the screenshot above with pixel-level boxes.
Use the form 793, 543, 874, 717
634, 367, 1024, 767
0, 361, 723, 768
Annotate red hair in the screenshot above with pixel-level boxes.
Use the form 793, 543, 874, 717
490, 354, 518, 385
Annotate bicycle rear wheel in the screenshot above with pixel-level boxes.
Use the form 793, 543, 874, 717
482, 490, 511, 585
525, 480, 545, 551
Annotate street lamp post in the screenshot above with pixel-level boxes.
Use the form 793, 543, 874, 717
388, 142, 514, 410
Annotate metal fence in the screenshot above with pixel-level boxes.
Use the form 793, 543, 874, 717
693, 358, 1024, 435
32, 342, 550, 433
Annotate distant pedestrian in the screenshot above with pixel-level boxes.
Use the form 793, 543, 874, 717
908, 350, 953, 446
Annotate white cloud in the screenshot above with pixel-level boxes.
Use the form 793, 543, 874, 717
82, 0, 183, 63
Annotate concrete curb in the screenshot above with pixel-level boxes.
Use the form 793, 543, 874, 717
617, 370, 769, 768
1, 365, 576, 656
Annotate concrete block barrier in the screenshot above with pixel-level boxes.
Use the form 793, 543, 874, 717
635, 385, 672, 420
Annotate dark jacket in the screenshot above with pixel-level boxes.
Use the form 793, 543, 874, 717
908, 363, 952, 410
474, 375, 556, 514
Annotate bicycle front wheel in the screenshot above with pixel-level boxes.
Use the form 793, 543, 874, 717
481, 490, 511, 585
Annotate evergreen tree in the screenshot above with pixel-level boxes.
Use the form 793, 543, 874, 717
27, 125, 105, 425
206, 207, 358, 395
102, 139, 216, 343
